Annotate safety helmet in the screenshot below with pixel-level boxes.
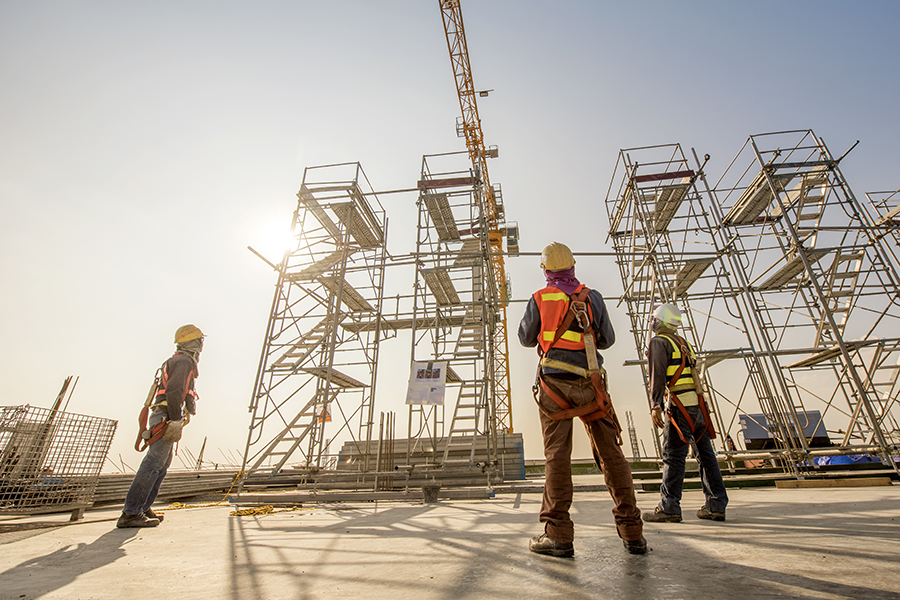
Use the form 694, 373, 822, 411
649, 303, 682, 331
174, 324, 205, 344
540, 242, 575, 271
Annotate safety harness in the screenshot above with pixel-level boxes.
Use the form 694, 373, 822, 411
532, 286, 614, 427
660, 333, 716, 444
134, 366, 165, 452
134, 354, 195, 451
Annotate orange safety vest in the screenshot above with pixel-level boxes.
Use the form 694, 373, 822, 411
531, 285, 617, 432
533, 284, 592, 354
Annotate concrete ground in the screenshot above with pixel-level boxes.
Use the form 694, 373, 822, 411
1, 480, 899, 600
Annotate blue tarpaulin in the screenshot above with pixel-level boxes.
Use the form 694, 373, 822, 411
813, 454, 879, 466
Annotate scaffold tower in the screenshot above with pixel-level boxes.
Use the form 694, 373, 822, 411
407, 151, 498, 469
606, 131, 900, 473
605, 143, 752, 459
241, 162, 388, 477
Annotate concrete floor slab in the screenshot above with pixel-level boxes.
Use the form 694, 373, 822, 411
1, 482, 899, 599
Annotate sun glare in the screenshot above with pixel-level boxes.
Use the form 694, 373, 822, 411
250, 217, 296, 264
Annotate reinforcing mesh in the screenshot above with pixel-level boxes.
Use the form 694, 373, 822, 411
0, 405, 117, 514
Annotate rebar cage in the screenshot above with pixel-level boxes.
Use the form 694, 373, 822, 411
0, 405, 117, 515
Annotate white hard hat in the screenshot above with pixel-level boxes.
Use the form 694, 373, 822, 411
650, 303, 682, 330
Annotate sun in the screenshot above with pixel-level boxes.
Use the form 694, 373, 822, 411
249, 216, 296, 265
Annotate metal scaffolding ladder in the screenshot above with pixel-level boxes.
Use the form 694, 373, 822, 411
441, 379, 484, 466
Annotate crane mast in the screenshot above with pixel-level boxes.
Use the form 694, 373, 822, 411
439, 0, 513, 434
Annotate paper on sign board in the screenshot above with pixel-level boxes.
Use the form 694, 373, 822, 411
406, 360, 447, 405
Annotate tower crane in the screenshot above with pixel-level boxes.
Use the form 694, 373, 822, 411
438, 0, 513, 434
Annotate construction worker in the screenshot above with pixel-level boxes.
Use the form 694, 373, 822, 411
643, 304, 728, 523
117, 325, 204, 528
518, 242, 646, 556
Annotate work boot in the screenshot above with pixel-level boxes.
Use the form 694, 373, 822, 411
528, 533, 574, 557
697, 506, 726, 521
145, 508, 164, 523
116, 512, 160, 528
643, 507, 682, 523
623, 537, 649, 555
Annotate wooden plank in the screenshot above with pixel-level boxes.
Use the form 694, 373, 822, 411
775, 477, 892, 489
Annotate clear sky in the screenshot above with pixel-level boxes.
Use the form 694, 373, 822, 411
2, 1, 899, 470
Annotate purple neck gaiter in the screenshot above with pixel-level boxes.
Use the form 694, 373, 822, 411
545, 267, 581, 295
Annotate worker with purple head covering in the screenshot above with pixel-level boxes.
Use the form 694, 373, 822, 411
518, 242, 646, 557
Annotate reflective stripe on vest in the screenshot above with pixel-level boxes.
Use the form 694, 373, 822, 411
658, 333, 696, 393
533, 284, 590, 353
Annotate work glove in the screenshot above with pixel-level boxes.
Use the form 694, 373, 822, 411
162, 419, 185, 443
651, 407, 666, 429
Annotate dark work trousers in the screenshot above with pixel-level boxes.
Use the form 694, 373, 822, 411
658, 404, 728, 515
538, 374, 644, 544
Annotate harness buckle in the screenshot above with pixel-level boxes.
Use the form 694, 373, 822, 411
571, 301, 590, 329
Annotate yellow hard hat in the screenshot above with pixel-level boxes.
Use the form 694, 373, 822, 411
174, 324, 204, 344
540, 242, 575, 271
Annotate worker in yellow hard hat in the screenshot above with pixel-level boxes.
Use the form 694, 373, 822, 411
643, 304, 728, 523
518, 242, 646, 556
117, 324, 205, 528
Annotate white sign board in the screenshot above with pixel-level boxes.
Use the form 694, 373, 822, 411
405, 360, 447, 405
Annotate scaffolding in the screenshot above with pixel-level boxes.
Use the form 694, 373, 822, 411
605, 131, 900, 474
240, 157, 522, 486
241, 162, 388, 478
866, 188, 900, 275
407, 151, 497, 470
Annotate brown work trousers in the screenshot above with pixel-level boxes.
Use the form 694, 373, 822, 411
538, 374, 643, 544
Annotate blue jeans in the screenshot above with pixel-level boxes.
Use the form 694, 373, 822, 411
123, 412, 173, 516
658, 405, 728, 515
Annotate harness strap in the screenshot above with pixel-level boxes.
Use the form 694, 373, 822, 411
135, 364, 173, 452
666, 393, 696, 445
134, 405, 149, 452
539, 357, 589, 378
664, 333, 716, 443
550, 292, 581, 346
536, 372, 611, 422
698, 390, 716, 441
135, 411, 169, 452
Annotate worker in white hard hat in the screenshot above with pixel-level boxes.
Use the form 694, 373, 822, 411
643, 304, 728, 523
518, 242, 646, 556
118, 325, 205, 528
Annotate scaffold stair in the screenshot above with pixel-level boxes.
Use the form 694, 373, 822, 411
270, 318, 331, 372
453, 307, 484, 358
815, 249, 864, 346
248, 388, 340, 474
744, 354, 779, 419
861, 344, 900, 410
297, 188, 342, 240
441, 379, 484, 466
288, 250, 348, 281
